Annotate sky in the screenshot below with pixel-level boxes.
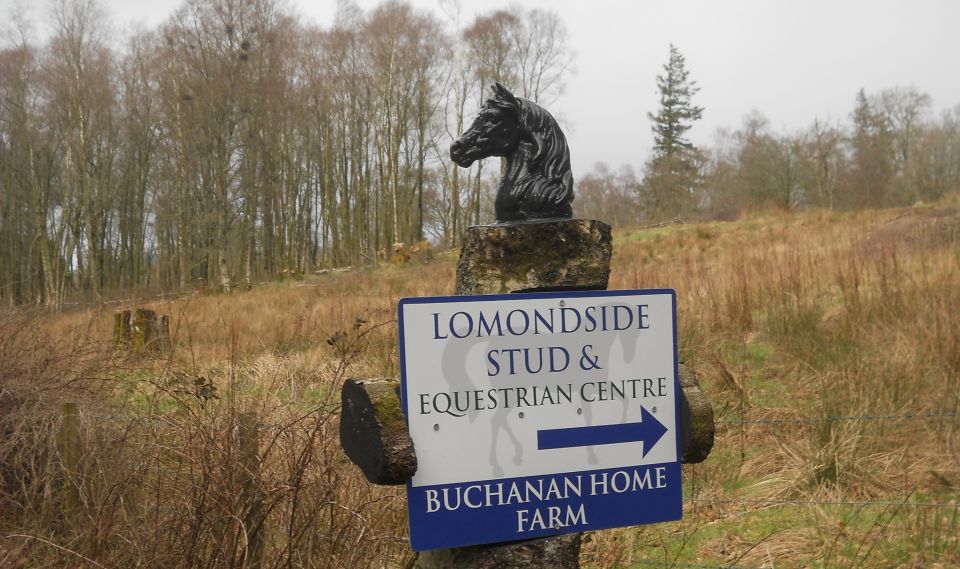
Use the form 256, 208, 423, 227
5, 0, 960, 179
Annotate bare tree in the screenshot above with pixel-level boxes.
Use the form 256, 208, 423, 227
575, 163, 641, 226
796, 119, 844, 209
0, 0, 580, 304
46, 0, 117, 305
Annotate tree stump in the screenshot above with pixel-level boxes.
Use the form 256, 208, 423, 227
131, 308, 156, 348
115, 308, 170, 352
114, 310, 132, 346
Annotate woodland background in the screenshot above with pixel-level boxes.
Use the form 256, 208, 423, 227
2, 0, 959, 308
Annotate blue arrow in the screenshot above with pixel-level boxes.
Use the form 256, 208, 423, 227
537, 406, 668, 457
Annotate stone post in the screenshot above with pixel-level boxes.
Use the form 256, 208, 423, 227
338, 218, 715, 568
418, 218, 613, 568
454, 219, 612, 295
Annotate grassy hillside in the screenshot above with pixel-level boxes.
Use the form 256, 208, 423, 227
2, 201, 958, 568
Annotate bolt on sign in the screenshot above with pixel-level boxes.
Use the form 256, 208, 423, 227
398, 289, 682, 551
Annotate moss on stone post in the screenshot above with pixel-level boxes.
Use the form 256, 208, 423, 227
455, 219, 612, 295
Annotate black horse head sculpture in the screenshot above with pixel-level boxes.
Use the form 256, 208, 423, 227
450, 83, 574, 223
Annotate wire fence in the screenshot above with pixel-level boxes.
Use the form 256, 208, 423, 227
647, 406, 960, 568
647, 561, 787, 569
82, 409, 959, 427
50, 401, 960, 568
631, 561, 756, 569
696, 408, 959, 510
716, 410, 958, 427
686, 497, 959, 510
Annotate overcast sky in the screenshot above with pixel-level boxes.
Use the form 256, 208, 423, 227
5, 0, 960, 178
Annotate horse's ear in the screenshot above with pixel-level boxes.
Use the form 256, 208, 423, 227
492, 82, 518, 105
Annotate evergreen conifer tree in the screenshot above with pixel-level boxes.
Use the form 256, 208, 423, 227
849, 88, 894, 207
642, 44, 704, 218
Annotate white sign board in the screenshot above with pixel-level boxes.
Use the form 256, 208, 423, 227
398, 289, 681, 550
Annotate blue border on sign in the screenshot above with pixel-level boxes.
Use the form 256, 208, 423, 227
407, 462, 681, 550
397, 288, 681, 551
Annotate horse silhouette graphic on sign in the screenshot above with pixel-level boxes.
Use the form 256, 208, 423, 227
438, 302, 649, 478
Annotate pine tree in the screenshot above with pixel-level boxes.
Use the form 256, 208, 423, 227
641, 44, 704, 219
849, 88, 894, 208
648, 44, 704, 160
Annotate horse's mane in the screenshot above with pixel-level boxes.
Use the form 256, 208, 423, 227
500, 97, 574, 219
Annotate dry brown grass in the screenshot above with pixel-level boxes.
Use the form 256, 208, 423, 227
2, 202, 959, 568
588, 201, 960, 567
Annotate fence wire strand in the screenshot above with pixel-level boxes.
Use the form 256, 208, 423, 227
51, 401, 958, 569
632, 560, 757, 569
686, 497, 959, 509
716, 410, 958, 427
662, 407, 959, 567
